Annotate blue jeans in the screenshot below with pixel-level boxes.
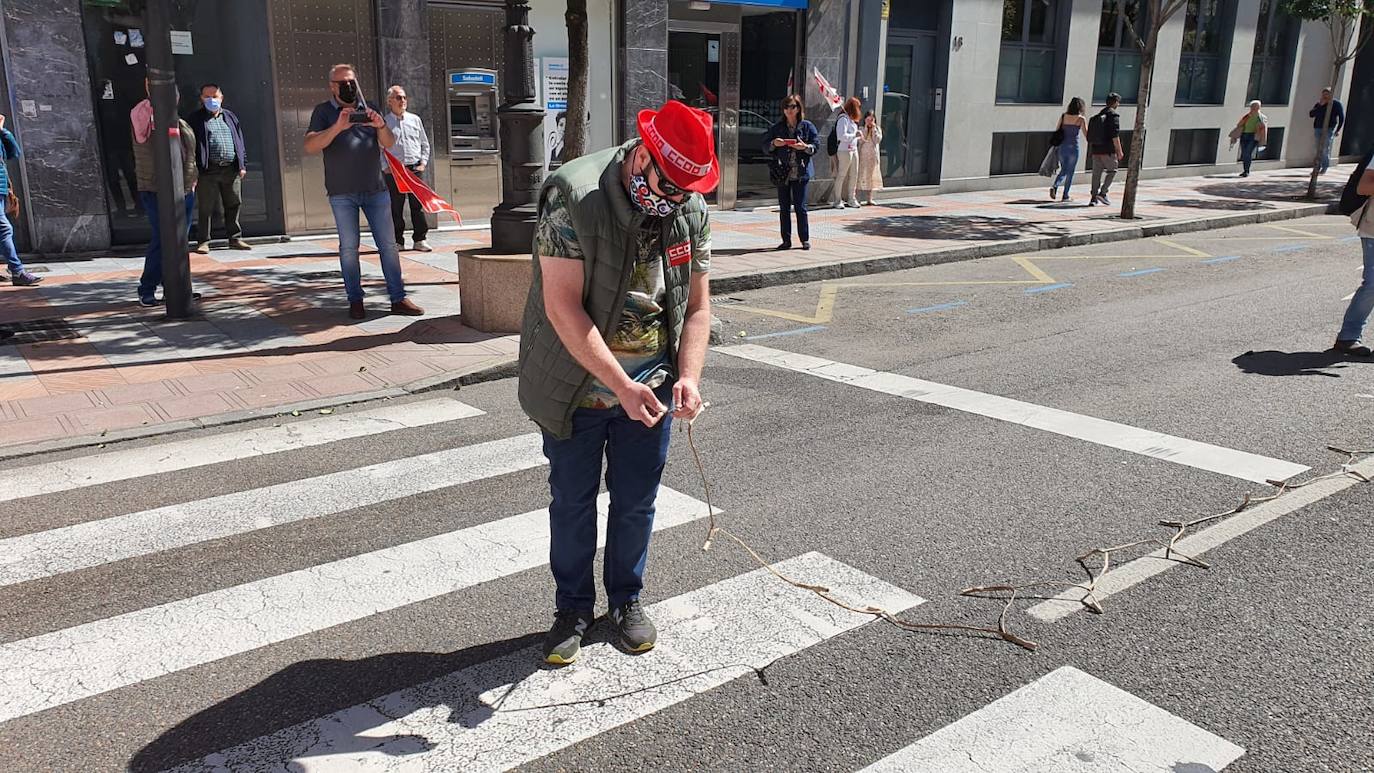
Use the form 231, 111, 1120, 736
1239, 133, 1258, 174
1338, 237, 1374, 342
778, 179, 809, 244
138, 190, 196, 301
542, 382, 675, 612
0, 209, 24, 275
328, 190, 406, 303
1314, 128, 1336, 173
1052, 144, 1079, 195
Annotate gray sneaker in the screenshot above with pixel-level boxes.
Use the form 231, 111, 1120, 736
10, 271, 42, 287
413, 239, 433, 252
543, 610, 594, 666
610, 600, 657, 653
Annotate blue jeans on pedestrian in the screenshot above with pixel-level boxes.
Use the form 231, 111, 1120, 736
138, 190, 196, 302
0, 209, 25, 276
328, 190, 407, 303
1338, 237, 1374, 342
1052, 144, 1079, 196
1314, 128, 1336, 173
1239, 133, 1258, 175
778, 179, 809, 245
542, 382, 675, 612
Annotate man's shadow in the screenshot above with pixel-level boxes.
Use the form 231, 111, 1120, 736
1233, 349, 1369, 377
130, 632, 556, 772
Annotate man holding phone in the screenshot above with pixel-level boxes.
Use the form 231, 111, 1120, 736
305, 63, 422, 320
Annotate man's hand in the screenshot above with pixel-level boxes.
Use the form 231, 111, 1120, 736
366, 109, 385, 129
415, 164, 426, 174
0, 114, 7, 131
332, 107, 351, 133
1116, 151, 1124, 161
239, 168, 247, 179
616, 382, 668, 428
672, 378, 703, 420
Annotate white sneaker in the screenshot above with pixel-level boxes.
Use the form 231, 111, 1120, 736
848, 200, 862, 208
834, 201, 846, 209
414, 240, 433, 252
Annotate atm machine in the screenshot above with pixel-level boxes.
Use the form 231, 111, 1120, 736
445, 68, 501, 220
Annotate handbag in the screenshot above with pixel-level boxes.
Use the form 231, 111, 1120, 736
4, 191, 16, 218
1038, 146, 1060, 177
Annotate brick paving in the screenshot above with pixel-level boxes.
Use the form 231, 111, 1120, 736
0, 164, 1348, 452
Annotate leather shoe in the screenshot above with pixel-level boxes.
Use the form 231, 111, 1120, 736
391, 298, 424, 316
349, 301, 365, 320
228, 238, 252, 250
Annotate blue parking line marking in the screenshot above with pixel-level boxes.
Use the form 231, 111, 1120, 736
906, 300, 969, 314
743, 325, 827, 341
1273, 244, 1308, 253
1025, 283, 1073, 295
1202, 255, 1241, 264
1119, 268, 1165, 277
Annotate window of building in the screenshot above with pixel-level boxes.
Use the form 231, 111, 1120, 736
997, 0, 1062, 103
1247, 0, 1300, 105
1094, 0, 1146, 104
1081, 130, 1136, 169
1167, 128, 1219, 165
990, 131, 1051, 175
1176, 0, 1233, 104
1257, 127, 1284, 160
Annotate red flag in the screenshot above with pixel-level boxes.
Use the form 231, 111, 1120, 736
699, 82, 718, 106
813, 67, 842, 111
384, 151, 462, 225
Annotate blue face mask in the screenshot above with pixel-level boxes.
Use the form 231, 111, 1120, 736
203, 97, 222, 112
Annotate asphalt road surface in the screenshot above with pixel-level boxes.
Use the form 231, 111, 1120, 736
1, 215, 1371, 772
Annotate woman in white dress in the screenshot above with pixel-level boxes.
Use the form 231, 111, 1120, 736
857, 110, 883, 205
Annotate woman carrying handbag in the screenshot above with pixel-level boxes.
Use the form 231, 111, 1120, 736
765, 94, 819, 251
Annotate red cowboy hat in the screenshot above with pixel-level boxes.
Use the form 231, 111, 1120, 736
636, 101, 719, 194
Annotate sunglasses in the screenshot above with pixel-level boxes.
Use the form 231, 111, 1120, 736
784, 104, 800, 111
647, 156, 687, 198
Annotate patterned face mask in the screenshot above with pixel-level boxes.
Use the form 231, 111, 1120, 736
628, 154, 685, 217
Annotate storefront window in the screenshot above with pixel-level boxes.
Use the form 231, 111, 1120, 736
1247, 0, 1299, 105
997, 0, 1061, 103
737, 9, 799, 203
1093, 0, 1145, 104
80, 0, 281, 244
1176, 0, 1232, 104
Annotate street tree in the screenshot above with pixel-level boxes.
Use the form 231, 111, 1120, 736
561, 0, 589, 162
1283, 0, 1374, 199
1116, 0, 1190, 220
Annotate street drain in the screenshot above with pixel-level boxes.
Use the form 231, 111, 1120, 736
1, 317, 81, 345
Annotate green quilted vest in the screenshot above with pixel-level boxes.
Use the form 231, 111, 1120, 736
518, 141, 710, 439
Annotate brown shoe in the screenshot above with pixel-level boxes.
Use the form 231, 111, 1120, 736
391, 298, 424, 316
349, 301, 365, 320
194, 242, 210, 254
228, 238, 252, 250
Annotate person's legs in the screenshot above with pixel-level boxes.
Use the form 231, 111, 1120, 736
0, 210, 27, 276
385, 173, 407, 246
329, 194, 365, 303
794, 180, 810, 244
360, 189, 407, 303
1057, 146, 1078, 197
408, 189, 429, 243
777, 184, 792, 245
1338, 238, 1374, 343
844, 149, 860, 205
222, 169, 243, 240
1091, 155, 1105, 198
196, 168, 222, 245
1099, 155, 1118, 198
543, 409, 611, 613
138, 190, 162, 301
1240, 135, 1256, 175
603, 383, 674, 610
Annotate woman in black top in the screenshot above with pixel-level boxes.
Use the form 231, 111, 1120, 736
763, 94, 819, 250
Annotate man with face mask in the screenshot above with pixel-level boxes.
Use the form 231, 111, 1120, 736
304, 63, 422, 319
519, 100, 715, 666
188, 83, 250, 253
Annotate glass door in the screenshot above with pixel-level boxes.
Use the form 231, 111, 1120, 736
668, 23, 738, 207
882, 33, 939, 186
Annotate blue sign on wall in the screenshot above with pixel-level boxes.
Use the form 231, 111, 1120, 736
450, 71, 497, 86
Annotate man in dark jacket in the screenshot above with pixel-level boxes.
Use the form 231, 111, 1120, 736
1089, 93, 1124, 207
188, 83, 250, 253
1310, 87, 1346, 175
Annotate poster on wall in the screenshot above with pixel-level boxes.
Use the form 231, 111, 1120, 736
542, 57, 569, 170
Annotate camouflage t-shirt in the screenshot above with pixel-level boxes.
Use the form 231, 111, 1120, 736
534, 186, 711, 409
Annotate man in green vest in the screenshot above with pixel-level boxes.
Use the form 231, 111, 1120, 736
519, 100, 717, 665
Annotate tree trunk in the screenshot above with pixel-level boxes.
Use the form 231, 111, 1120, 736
562, 0, 589, 163
1307, 60, 1344, 200
1119, 43, 1156, 220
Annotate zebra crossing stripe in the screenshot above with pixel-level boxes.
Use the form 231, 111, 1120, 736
0, 433, 547, 588
0, 398, 485, 503
166, 552, 924, 773
859, 666, 1244, 771
716, 344, 1308, 485
0, 487, 717, 724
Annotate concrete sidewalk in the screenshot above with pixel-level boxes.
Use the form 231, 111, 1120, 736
0, 165, 1348, 456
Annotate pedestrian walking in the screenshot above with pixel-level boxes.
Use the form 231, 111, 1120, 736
520, 99, 714, 665
833, 97, 861, 208
131, 81, 198, 308
188, 83, 250, 254
1334, 156, 1374, 356
1310, 87, 1345, 175
304, 64, 422, 320
1229, 101, 1268, 178
0, 112, 40, 287
382, 85, 432, 253
1050, 98, 1087, 202
858, 110, 883, 206
1088, 92, 1124, 207
764, 93, 818, 251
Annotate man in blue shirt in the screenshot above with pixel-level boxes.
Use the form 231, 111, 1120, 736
189, 83, 251, 254
305, 63, 423, 320
0, 112, 40, 287
1310, 87, 1346, 175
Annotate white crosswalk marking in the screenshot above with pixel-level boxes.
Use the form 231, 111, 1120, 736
860, 666, 1245, 772
0, 398, 485, 503
0, 487, 716, 724
717, 344, 1308, 485
0, 433, 546, 588
166, 552, 924, 773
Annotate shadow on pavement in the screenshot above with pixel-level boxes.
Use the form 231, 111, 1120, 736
1154, 198, 1275, 211
843, 214, 1070, 241
1232, 349, 1368, 377
1196, 178, 1344, 203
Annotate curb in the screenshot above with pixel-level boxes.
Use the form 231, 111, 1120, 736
0, 202, 1339, 463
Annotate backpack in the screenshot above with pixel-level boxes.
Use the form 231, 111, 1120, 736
1338, 153, 1372, 216
826, 122, 838, 156
1087, 111, 1108, 147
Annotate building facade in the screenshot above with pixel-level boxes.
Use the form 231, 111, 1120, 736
0, 0, 1368, 255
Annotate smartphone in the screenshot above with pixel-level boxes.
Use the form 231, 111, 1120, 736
348, 108, 370, 124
